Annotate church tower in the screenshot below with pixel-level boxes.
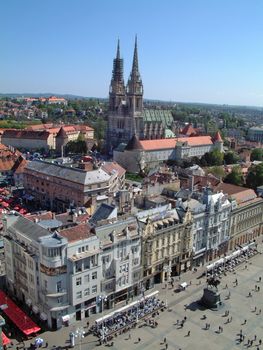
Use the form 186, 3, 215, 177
107, 38, 144, 152
126, 36, 144, 138
109, 39, 126, 112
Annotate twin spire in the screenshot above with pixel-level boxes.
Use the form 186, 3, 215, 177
114, 36, 141, 83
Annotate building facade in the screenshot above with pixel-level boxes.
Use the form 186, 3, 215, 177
137, 204, 193, 289
113, 133, 223, 173
23, 160, 125, 212
180, 188, 231, 266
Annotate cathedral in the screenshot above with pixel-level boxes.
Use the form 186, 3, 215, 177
106, 38, 175, 151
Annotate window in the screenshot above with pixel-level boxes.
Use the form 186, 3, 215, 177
84, 288, 90, 296
92, 285, 97, 294
76, 291, 82, 299
56, 281, 62, 293
44, 280, 48, 289
57, 297, 62, 303
76, 277, 82, 286
92, 272, 97, 280
84, 274, 90, 283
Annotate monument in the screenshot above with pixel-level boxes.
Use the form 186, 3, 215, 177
199, 276, 223, 310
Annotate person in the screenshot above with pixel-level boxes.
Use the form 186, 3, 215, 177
164, 337, 166, 343
259, 277, 261, 282
138, 337, 141, 343
187, 330, 190, 336
165, 343, 168, 349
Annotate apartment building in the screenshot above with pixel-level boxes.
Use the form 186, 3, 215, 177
137, 204, 193, 289
23, 160, 125, 212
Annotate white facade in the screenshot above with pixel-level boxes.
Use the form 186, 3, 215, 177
178, 189, 231, 266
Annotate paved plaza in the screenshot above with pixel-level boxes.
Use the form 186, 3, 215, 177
9, 246, 263, 350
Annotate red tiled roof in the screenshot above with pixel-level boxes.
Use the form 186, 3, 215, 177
59, 223, 94, 242
213, 131, 223, 142
2, 129, 51, 140
138, 136, 213, 151
27, 211, 53, 222
181, 124, 197, 136
213, 183, 257, 204
102, 161, 126, 177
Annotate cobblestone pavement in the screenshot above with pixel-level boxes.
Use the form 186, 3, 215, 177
8, 241, 263, 350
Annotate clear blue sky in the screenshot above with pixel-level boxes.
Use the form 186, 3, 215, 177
1, 0, 263, 106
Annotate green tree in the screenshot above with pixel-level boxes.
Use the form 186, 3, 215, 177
224, 151, 240, 165
250, 148, 263, 161
246, 163, 263, 189
65, 140, 87, 155
224, 166, 244, 186
200, 149, 224, 166
208, 166, 225, 179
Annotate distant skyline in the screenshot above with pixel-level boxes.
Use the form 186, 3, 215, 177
1, 0, 263, 106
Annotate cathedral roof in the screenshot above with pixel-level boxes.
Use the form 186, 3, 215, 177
142, 109, 173, 128
125, 135, 144, 150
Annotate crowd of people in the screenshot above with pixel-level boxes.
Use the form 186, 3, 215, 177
206, 246, 258, 278
92, 295, 165, 342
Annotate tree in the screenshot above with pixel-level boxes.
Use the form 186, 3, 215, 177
224, 166, 244, 186
246, 163, 263, 189
224, 151, 240, 165
65, 140, 87, 155
208, 166, 225, 179
250, 148, 263, 161
200, 149, 224, 166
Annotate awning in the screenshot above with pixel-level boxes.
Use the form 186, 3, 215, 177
2, 332, 10, 346
61, 315, 70, 322
26, 299, 32, 307
0, 290, 41, 336
32, 306, 39, 314
40, 312, 48, 321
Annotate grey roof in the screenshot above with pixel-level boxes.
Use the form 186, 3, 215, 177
89, 203, 116, 225
95, 216, 137, 241
38, 219, 63, 230
6, 213, 50, 241
26, 160, 111, 185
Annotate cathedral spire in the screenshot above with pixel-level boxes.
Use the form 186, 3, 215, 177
109, 39, 126, 112
116, 38, 120, 60
131, 35, 139, 78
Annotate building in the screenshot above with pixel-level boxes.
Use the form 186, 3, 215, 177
23, 160, 125, 212
2, 212, 102, 330
1, 124, 94, 153
2, 211, 142, 330
178, 187, 231, 266
113, 132, 223, 172
136, 204, 193, 290
106, 38, 175, 150
213, 183, 263, 251
95, 217, 142, 308
247, 126, 263, 143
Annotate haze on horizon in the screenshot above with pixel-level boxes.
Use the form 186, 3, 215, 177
1, 0, 263, 107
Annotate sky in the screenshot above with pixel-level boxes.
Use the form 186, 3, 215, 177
1, 0, 263, 106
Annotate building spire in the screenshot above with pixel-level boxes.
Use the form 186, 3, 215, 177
131, 35, 139, 78
116, 38, 120, 59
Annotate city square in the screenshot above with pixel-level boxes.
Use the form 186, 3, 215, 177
15, 244, 263, 350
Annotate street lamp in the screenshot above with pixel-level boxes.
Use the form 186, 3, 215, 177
0, 315, 5, 350
98, 295, 108, 342
163, 262, 171, 308
74, 327, 85, 350
136, 284, 145, 323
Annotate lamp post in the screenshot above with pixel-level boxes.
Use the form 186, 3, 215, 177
98, 295, 108, 342
163, 262, 171, 308
74, 327, 85, 350
136, 284, 145, 323
0, 315, 5, 350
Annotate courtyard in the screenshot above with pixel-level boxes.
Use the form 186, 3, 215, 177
8, 245, 263, 350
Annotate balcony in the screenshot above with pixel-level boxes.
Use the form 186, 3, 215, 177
45, 289, 67, 298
